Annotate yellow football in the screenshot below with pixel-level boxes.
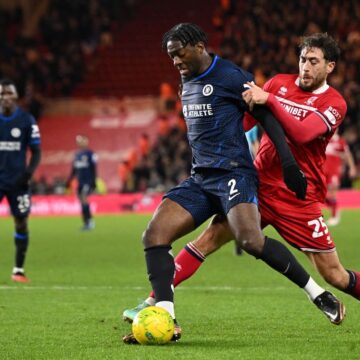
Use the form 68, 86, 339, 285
132, 306, 174, 345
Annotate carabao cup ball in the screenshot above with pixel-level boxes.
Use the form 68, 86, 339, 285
132, 306, 174, 345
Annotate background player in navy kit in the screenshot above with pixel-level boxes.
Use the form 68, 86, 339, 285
123, 23, 341, 343
0, 79, 41, 283
66, 135, 97, 231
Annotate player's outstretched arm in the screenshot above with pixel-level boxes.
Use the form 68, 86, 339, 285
250, 106, 307, 200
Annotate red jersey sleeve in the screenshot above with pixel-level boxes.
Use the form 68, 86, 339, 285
314, 95, 347, 133
266, 94, 328, 144
266, 94, 347, 144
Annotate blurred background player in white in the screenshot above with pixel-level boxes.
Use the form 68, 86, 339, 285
0, 79, 41, 283
324, 129, 357, 226
66, 135, 97, 231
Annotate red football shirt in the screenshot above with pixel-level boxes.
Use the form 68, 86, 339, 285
252, 74, 347, 202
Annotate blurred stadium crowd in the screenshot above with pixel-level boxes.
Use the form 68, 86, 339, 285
0, 0, 132, 117
213, 0, 360, 183
0, 0, 359, 193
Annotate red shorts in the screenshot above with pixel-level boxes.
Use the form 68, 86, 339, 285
325, 171, 341, 187
259, 188, 335, 253
323, 162, 341, 187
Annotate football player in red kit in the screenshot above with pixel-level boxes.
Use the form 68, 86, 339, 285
323, 130, 357, 225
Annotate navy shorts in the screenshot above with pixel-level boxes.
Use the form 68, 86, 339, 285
0, 188, 31, 217
164, 168, 258, 227
77, 184, 95, 197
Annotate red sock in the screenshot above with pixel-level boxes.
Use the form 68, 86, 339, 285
330, 200, 338, 218
327, 198, 338, 217
345, 270, 360, 300
149, 242, 205, 298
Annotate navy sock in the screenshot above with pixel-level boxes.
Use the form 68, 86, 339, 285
145, 245, 175, 303
260, 237, 310, 288
14, 232, 29, 268
81, 204, 91, 223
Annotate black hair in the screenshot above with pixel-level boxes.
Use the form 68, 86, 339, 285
299, 33, 340, 62
0, 78, 17, 87
162, 23, 208, 50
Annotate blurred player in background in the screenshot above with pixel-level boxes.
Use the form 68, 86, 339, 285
122, 25, 345, 344
123, 33, 360, 331
66, 135, 97, 231
324, 130, 357, 226
0, 79, 41, 283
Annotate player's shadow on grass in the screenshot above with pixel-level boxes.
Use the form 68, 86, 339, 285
174, 339, 249, 348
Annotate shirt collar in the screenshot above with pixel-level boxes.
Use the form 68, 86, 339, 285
295, 77, 329, 94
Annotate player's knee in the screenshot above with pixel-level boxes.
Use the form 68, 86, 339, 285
15, 217, 28, 233
142, 227, 154, 248
239, 240, 264, 256
142, 223, 165, 248
234, 230, 264, 256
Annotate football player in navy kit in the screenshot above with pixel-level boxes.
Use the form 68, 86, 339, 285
66, 135, 97, 231
0, 79, 41, 283
123, 23, 335, 343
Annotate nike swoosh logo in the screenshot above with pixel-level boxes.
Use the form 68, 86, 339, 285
229, 192, 240, 201
326, 310, 338, 322
182, 90, 188, 95
282, 262, 291, 274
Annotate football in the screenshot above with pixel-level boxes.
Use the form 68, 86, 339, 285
132, 306, 174, 345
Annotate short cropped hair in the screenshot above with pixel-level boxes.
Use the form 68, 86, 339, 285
162, 23, 208, 50
0, 78, 17, 87
0, 78, 18, 97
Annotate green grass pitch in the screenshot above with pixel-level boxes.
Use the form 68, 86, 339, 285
0, 211, 359, 359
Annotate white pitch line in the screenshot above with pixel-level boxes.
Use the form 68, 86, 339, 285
0, 285, 289, 291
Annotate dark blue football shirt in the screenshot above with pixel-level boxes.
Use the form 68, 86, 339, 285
0, 107, 41, 190
181, 55, 256, 176
72, 149, 97, 186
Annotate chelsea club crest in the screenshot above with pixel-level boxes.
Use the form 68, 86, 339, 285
202, 84, 213, 96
